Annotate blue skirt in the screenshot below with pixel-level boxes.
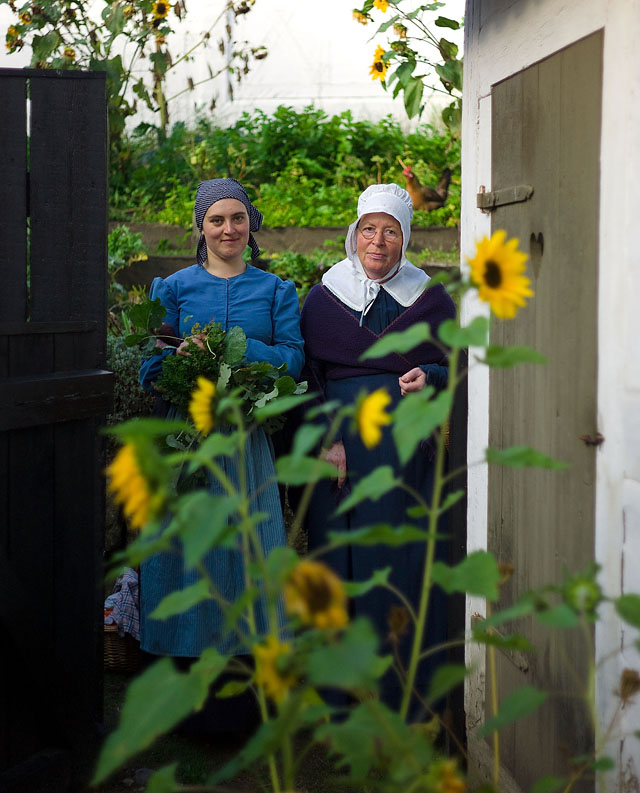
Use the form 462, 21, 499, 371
140, 427, 286, 658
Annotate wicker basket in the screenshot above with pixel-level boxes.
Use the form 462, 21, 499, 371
104, 623, 140, 672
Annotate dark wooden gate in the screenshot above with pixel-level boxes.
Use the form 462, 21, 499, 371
0, 68, 112, 790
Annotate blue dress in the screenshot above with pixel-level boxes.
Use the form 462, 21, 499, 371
139, 264, 304, 659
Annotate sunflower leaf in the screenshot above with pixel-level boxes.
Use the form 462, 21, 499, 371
93, 651, 227, 784
425, 663, 468, 705
328, 524, 437, 547
359, 323, 431, 360
335, 465, 401, 515
438, 316, 489, 348
480, 345, 547, 368
275, 454, 339, 485
476, 686, 548, 739
145, 764, 179, 793
344, 567, 392, 596
150, 578, 212, 620
486, 445, 569, 470
392, 388, 451, 466
432, 550, 500, 600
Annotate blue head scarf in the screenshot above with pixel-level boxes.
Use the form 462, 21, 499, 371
194, 178, 263, 265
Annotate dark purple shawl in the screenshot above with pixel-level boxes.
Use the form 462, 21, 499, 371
301, 283, 456, 382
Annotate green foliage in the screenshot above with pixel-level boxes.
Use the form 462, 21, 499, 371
109, 106, 461, 229
476, 686, 548, 739
106, 335, 154, 425
354, 1, 463, 130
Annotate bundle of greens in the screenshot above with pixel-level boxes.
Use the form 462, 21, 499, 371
124, 301, 306, 431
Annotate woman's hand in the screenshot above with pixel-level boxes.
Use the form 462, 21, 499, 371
399, 367, 427, 396
176, 335, 205, 356
321, 441, 347, 488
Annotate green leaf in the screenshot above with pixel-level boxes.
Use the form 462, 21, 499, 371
193, 431, 239, 461
476, 686, 548, 739
145, 763, 179, 793
438, 316, 488, 348
435, 15, 460, 29
32, 30, 62, 59
335, 465, 401, 515
128, 297, 166, 333
435, 59, 463, 92
328, 524, 435, 547
216, 679, 250, 699
432, 551, 500, 599
150, 578, 211, 620
438, 37, 459, 60
535, 603, 578, 628
530, 776, 566, 793
426, 663, 468, 704
307, 618, 390, 690
393, 388, 451, 466
486, 446, 570, 470
217, 362, 232, 390
359, 323, 431, 360
615, 594, 640, 628
480, 345, 547, 368
344, 567, 392, 596
264, 546, 299, 587
104, 4, 126, 35
439, 489, 465, 514
275, 454, 339, 485
93, 651, 227, 783
403, 76, 424, 119
406, 504, 429, 519
253, 392, 315, 420
222, 326, 247, 363
290, 424, 325, 459
170, 492, 241, 568
106, 417, 191, 441
473, 628, 533, 652
375, 12, 400, 32
275, 375, 297, 397
589, 756, 615, 771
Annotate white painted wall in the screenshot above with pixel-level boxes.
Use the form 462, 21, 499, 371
0, 0, 464, 129
461, 0, 640, 785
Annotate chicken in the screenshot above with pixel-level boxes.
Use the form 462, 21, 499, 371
398, 159, 452, 212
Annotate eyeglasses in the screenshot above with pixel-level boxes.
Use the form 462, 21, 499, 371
358, 225, 401, 242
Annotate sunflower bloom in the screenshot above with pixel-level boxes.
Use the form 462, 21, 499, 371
253, 637, 296, 703
369, 44, 388, 81
19, 11, 31, 23
152, 0, 170, 19
107, 444, 152, 531
468, 229, 533, 319
356, 388, 392, 449
435, 760, 467, 793
284, 560, 348, 629
189, 376, 216, 436
352, 9, 368, 24
373, 0, 389, 11
63, 47, 75, 60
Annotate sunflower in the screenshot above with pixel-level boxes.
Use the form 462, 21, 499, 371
152, 0, 170, 19
352, 9, 368, 24
369, 44, 388, 82
19, 11, 31, 24
434, 759, 467, 793
106, 444, 152, 530
63, 47, 75, 60
356, 387, 392, 449
373, 0, 389, 11
468, 229, 533, 319
284, 560, 348, 630
253, 637, 297, 703
189, 376, 216, 436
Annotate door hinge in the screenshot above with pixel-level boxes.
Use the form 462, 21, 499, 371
477, 184, 534, 212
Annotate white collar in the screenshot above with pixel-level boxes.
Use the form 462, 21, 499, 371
322, 254, 429, 325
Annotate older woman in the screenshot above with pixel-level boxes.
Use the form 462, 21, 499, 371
301, 183, 456, 712
138, 178, 304, 729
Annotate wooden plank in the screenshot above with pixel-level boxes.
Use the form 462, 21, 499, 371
29, 74, 108, 349
486, 31, 602, 791
0, 321, 97, 335
0, 425, 56, 767
53, 418, 104, 744
0, 370, 113, 430
0, 76, 27, 322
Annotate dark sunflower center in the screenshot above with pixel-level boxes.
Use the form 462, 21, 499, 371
306, 579, 333, 613
156, 3, 167, 12
484, 260, 502, 288
374, 62, 383, 72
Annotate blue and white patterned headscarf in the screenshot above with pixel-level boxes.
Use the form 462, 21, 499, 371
194, 178, 263, 265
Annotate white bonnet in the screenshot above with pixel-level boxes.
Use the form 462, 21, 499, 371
345, 183, 414, 259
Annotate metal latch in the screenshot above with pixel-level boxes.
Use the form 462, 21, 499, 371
477, 184, 534, 212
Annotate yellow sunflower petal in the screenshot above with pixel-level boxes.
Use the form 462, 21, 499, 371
356, 388, 392, 449
106, 444, 152, 531
189, 376, 216, 435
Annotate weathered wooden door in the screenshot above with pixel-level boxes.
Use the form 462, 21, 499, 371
482, 32, 602, 791
0, 69, 112, 789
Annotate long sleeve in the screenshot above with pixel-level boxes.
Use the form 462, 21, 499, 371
139, 278, 180, 392
244, 279, 305, 379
